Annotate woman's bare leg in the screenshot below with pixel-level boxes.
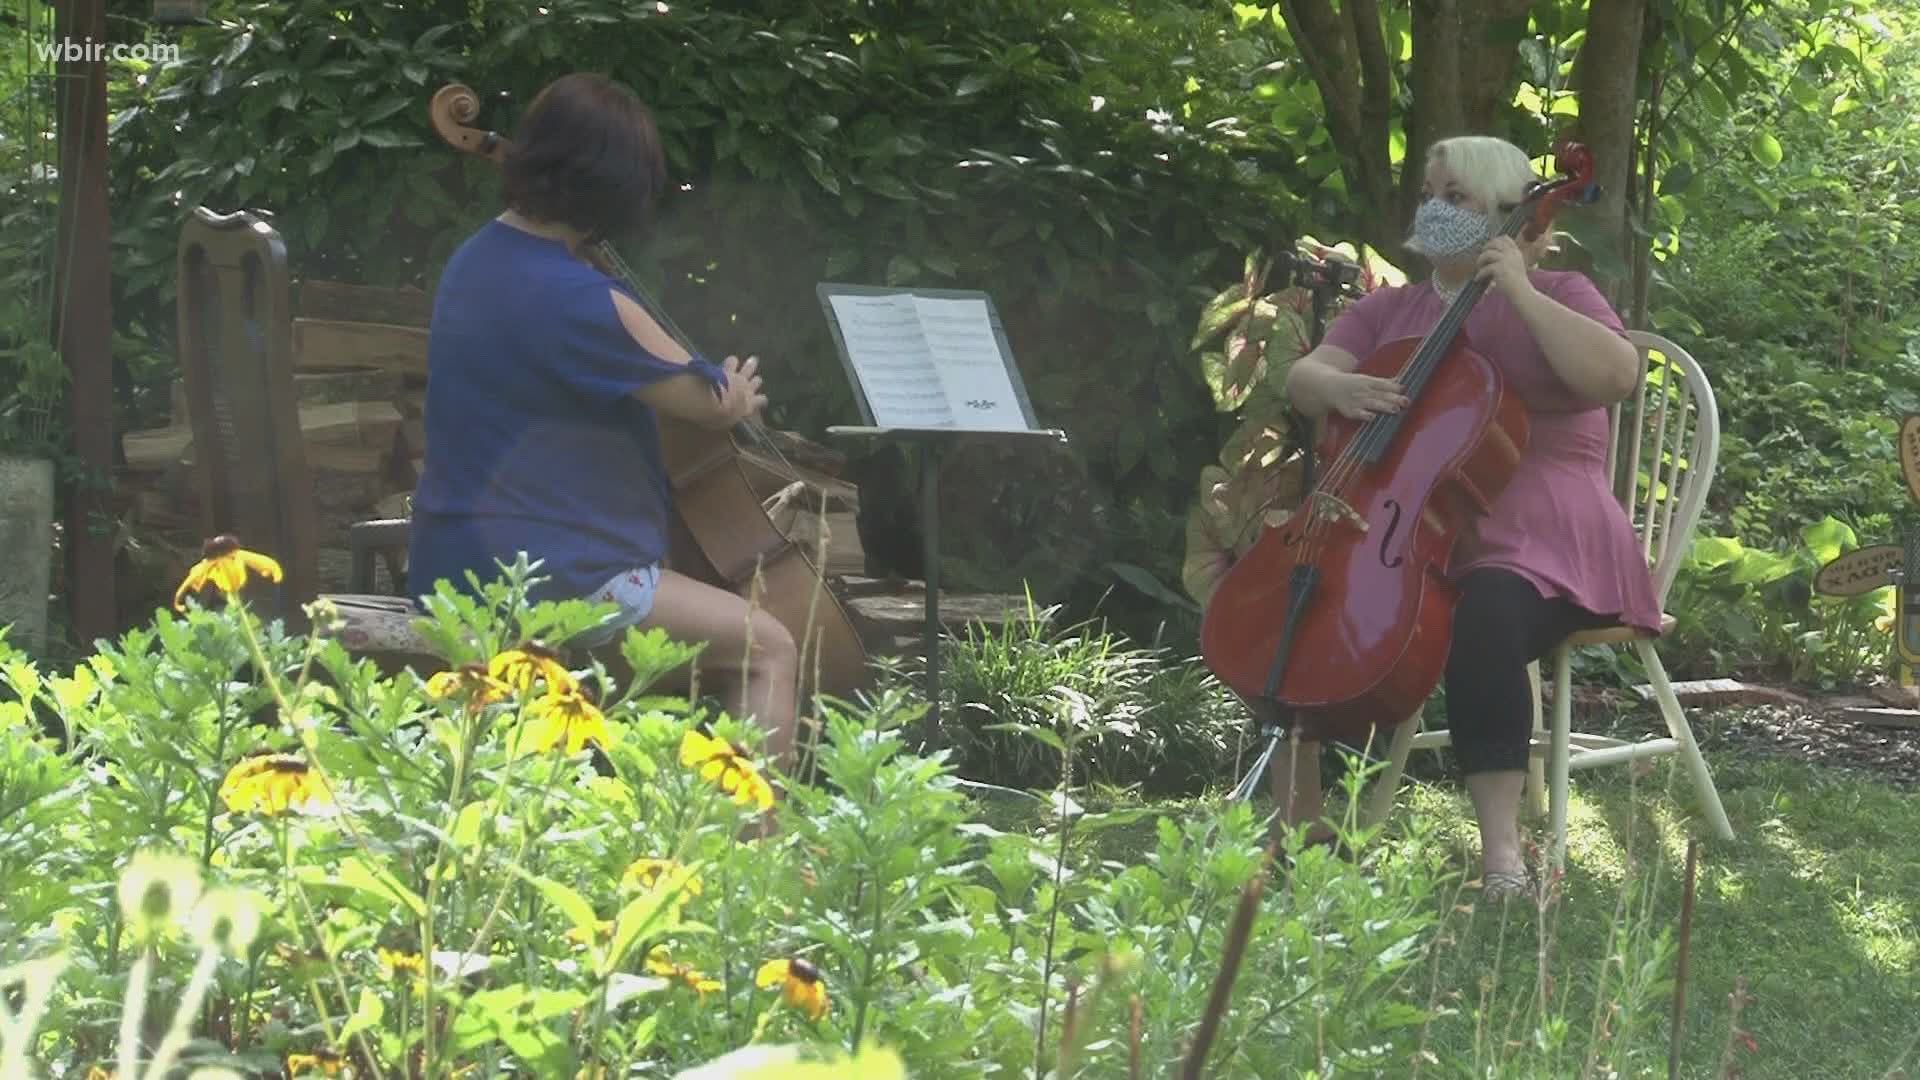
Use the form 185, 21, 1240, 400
627, 568, 800, 766
1465, 768, 1527, 878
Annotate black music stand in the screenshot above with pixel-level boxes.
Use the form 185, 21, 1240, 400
816, 283, 1067, 722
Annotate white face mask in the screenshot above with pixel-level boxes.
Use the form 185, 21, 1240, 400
1412, 198, 1493, 258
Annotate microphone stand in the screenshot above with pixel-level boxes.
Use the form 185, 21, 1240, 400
1226, 247, 1366, 804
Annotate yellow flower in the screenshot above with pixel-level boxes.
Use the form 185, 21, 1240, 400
648, 945, 722, 998
377, 947, 425, 979
426, 662, 513, 708
519, 685, 613, 755
286, 1050, 345, 1076
488, 641, 576, 697
679, 729, 775, 811
755, 956, 829, 1021
564, 920, 614, 948
621, 858, 703, 899
173, 535, 283, 611
218, 754, 334, 815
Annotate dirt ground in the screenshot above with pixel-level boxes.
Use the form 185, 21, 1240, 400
1570, 681, 1920, 788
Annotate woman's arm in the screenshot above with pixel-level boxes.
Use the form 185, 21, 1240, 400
1285, 343, 1409, 421
1479, 240, 1640, 404
608, 287, 765, 428
1508, 288, 1640, 403
1284, 345, 1359, 419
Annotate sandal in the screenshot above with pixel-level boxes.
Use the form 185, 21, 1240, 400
1480, 865, 1538, 903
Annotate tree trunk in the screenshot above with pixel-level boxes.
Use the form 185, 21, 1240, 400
55, 0, 118, 642
1280, 0, 1534, 273
1568, 0, 1649, 313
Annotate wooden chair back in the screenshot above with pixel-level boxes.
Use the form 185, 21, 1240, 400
175, 206, 319, 621
1605, 330, 1721, 607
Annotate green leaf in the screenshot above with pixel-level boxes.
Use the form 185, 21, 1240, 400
954, 73, 990, 97
299, 857, 426, 916
507, 866, 601, 948
986, 722, 1067, 754
604, 862, 699, 976
361, 130, 422, 149
1687, 536, 1745, 571
1108, 562, 1199, 613
1749, 130, 1783, 167
338, 988, 384, 1044
1802, 515, 1856, 566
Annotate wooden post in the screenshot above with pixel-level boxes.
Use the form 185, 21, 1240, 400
53, 0, 118, 643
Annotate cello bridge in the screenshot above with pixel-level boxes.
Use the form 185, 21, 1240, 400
1309, 492, 1368, 534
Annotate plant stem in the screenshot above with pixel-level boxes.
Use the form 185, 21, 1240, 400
849, 853, 885, 1052
1033, 757, 1075, 1079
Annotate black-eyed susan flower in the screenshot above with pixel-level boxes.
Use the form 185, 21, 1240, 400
426, 662, 513, 708
621, 858, 703, 899
756, 956, 829, 1021
173, 534, 283, 611
520, 685, 613, 755
488, 641, 576, 697
679, 728, 775, 811
286, 1050, 345, 1076
647, 945, 721, 998
219, 754, 334, 815
377, 947, 426, 979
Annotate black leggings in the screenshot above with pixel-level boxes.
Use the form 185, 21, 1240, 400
1444, 568, 1611, 776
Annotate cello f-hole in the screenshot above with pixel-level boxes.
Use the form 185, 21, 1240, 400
1377, 499, 1406, 569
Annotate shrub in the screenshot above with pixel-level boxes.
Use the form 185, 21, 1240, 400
888, 604, 1249, 795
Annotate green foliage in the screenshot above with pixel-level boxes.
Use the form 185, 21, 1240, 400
1663, 515, 1894, 686
889, 605, 1246, 795
0, 560, 1524, 1077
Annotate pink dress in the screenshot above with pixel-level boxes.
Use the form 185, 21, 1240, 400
1318, 270, 1663, 635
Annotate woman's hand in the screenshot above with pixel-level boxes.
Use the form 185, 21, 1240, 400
718, 355, 768, 421
1476, 236, 1537, 303
1322, 371, 1410, 420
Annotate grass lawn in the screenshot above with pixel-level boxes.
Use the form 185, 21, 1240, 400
990, 710, 1920, 1078
1390, 747, 1920, 1079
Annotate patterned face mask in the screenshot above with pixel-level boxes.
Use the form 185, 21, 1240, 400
1412, 197, 1493, 258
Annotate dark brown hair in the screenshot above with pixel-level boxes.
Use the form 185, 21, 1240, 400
502, 73, 668, 242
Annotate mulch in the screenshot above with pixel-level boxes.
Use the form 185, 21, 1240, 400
1564, 681, 1920, 788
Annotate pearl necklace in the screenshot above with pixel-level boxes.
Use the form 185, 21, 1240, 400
1431, 276, 1465, 303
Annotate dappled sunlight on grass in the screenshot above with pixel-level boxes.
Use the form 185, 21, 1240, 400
1368, 748, 1920, 1078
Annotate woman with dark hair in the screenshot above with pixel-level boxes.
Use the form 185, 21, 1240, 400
407, 73, 800, 765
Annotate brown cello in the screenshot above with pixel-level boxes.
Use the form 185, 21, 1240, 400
1199, 142, 1598, 743
427, 82, 870, 700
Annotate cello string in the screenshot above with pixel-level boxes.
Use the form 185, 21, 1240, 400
594, 241, 808, 484
1303, 196, 1537, 497
1283, 200, 1540, 570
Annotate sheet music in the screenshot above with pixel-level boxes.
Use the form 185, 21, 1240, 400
910, 296, 1028, 431
824, 294, 952, 427
824, 291, 1030, 432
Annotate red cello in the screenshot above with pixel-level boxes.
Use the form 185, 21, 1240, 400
1199, 142, 1598, 743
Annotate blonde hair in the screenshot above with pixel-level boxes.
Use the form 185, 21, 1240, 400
1405, 135, 1546, 258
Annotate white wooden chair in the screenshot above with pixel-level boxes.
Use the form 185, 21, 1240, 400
1361, 330, 1736, 869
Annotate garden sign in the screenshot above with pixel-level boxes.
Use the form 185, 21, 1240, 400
1813, 414, 1920, 686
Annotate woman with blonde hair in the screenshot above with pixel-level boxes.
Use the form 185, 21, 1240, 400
1270, 135, 1656, 898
